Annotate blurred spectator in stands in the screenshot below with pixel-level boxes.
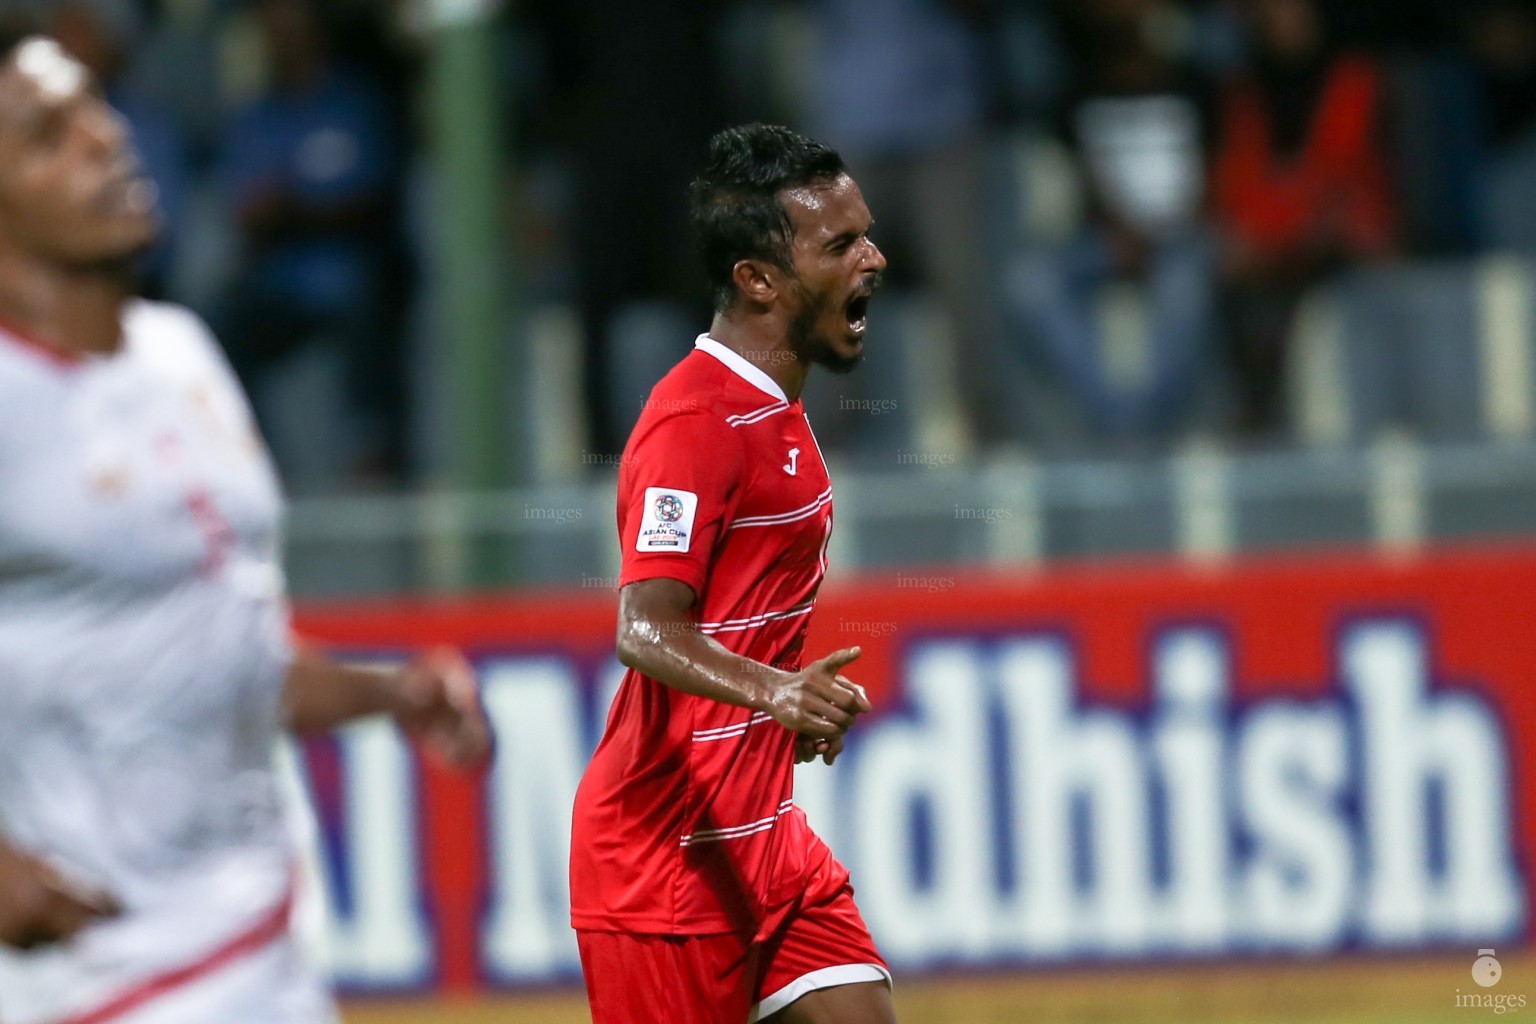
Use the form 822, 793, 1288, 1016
522, 0, 726, 459
1314, 0, 1443, 53
1213, 0, 1396, 435
801, 0, 1025, 450
48, 0, 189, 299
1012, 0, 1218, 441
217, 0, 410, 483
1434, 0, 1536, 254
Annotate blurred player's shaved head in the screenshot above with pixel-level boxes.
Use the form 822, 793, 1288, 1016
689, 124, 848, 313
0, 29, 159, 270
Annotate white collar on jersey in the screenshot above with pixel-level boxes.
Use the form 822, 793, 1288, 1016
694, 335, 789, 404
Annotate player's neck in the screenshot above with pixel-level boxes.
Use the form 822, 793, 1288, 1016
707, 314, 809, 402
0, 258, 133, 357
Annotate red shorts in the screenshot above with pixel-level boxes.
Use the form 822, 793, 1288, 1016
576, 864, 889, 1023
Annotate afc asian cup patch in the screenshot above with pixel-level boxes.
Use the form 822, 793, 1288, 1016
636, 487, 698, 553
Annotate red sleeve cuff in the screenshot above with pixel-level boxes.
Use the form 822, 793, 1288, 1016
619, 562, 707, 599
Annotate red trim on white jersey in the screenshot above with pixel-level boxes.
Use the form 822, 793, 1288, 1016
0, 317, 85, 369
52, 878, 296, 1024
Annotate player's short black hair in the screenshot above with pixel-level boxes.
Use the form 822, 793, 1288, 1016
688, 124, 848, 313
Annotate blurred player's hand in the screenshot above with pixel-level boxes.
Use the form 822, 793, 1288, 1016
393, 647, 493, 771
768, 646, 872, 755
0, 845, 119, 950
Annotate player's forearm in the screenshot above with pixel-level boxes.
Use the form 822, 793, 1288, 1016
281, 644, 404, 734
616, 617, 782, 712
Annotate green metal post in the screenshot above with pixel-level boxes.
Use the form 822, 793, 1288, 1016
428, 0, 521, 587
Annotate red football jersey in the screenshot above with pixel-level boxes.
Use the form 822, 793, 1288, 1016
570, 335, 845, 936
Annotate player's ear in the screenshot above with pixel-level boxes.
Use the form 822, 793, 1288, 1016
731, 258, 778, 307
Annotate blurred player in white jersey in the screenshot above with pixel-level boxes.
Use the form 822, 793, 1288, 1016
0, 29, 491, 1024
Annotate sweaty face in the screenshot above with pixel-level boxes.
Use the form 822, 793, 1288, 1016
0, 38, 159, 269
779, 174, 886, 375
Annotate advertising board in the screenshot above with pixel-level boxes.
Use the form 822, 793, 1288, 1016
293, 547, 1534, 992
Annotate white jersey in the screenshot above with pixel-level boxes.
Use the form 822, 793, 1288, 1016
0, 302, 335, 1024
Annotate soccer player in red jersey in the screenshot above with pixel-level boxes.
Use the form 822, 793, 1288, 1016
570, 124, 896, 1023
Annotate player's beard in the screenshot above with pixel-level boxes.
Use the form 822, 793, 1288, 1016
787, 279, 862, 376
79, 254, 142, 280
63, 250, 147, 289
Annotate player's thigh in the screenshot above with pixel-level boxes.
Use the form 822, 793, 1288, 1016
577, 928, 756, 1024
752, 881, 892, 1023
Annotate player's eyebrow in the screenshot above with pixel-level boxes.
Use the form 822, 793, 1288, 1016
0, 74, 64, 138
824, 229, 860, 252
823, 219, 874, 253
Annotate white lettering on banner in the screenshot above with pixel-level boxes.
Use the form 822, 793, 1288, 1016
998, 639, 1155, 956
1347, 624, 1524, 944
793, 751, 838, 852
851, 644, 996, 963
840, 621, 1521, 963
596, 660, 626, 728
1237, 704, 1352, 947
1151, 632, 1231, 952
296, 617, 1525, 990
310, 720, 432, 986
482, 659, 587, 980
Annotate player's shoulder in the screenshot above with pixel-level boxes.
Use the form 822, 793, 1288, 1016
646, 337, 791, 429
124, 299, 216, 352
123, 300, 232, 377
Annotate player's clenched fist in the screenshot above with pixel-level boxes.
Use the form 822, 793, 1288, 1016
392, 646, 494, 770
763, 646, 872, 744
0, 843, 119, 950
795, 732, 848, 766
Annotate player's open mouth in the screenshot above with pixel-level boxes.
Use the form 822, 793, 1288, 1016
846, 293, 871, 338
102, 173, 158, 217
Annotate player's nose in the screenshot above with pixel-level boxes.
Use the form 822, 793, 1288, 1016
81, 100, 129, 159
860, 239, 887, 275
